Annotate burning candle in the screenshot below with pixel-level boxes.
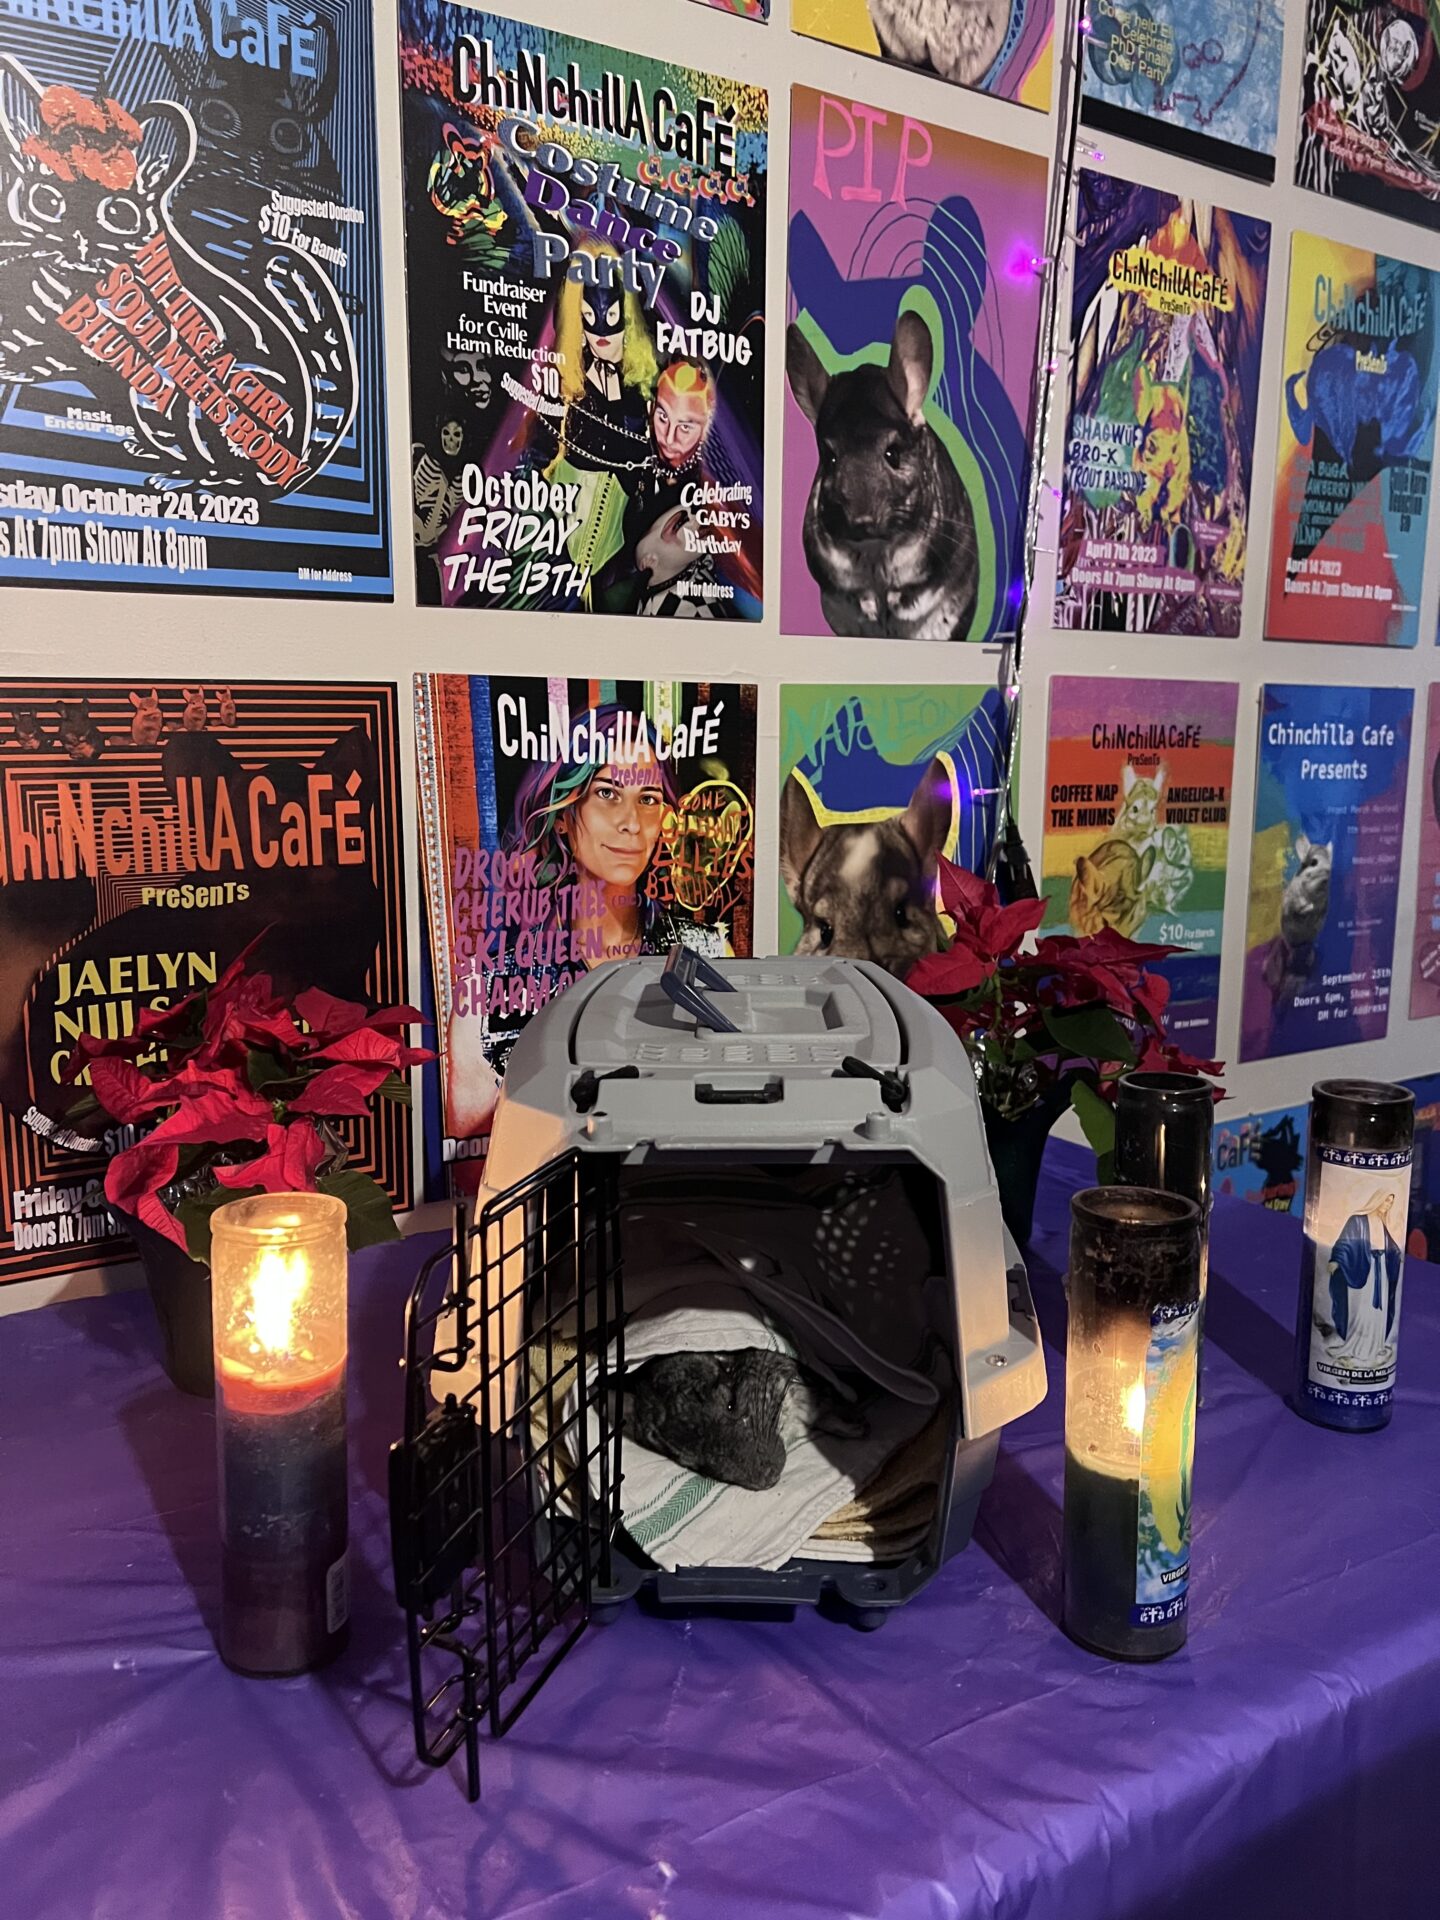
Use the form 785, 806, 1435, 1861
1062, 1186, 1201, 1661
211, 1193, 349, 1676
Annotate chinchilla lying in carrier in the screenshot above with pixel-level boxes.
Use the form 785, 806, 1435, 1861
390, 951, 1045, 1798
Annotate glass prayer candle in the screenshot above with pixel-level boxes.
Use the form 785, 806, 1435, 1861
1063, 1187, 1201, 1662
1113, 1070, 1214, 1390
211, 1193, 350, 1676
1290, 1080, 1415, 1434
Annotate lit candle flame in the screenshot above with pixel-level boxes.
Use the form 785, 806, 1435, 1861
1123, 1379, 1147, 1436
247, 1248, 309, 1358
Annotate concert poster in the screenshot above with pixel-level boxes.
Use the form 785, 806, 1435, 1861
0, 0, 390, 597
1056, 172, 1270, 639
398, 3, 767, 620
1409, 683, 1440, 1018
415, 674, 757, 1188
1212, 1103, 1309, 1217
0, 680, 411, 1284
1298, 3, 1440, 232
791, 2, 1052, 110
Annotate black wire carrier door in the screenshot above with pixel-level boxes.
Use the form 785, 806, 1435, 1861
389, 1151, 625, 1801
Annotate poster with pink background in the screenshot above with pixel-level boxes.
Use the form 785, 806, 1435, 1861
782, 85, 1045, 643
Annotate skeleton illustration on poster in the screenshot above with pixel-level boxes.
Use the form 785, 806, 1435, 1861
791, 2, 1053, 109
783, 86, 1045, 644
1241, 684, 1413, 1063
1041, 677, 1238, 1059
1298, 2, 1440, 230
777, 684, 1006, 976
1080, 2, 1285, 181
1212, 1104, 1309, 1215
415, 675, 757, 1187
0, 0, 390, 596
1056, 174, 1270, 639
0, 682, 411, 1285
398, 4, 767, 619
1408, 684, 1440, 1016
1265, 233, 1438, 647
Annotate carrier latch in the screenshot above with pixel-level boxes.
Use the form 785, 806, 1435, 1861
570, 1065, 641, 1112
834, 1055, 909, 1112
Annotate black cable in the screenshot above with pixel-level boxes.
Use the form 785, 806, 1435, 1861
990, 0, 1089, 903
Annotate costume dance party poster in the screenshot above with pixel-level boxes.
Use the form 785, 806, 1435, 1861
0, 0, 391, 597
1212, 1104, 1309, 1217
776, 685, 1006, 973
414, 675, 757, 1187
1265, 233, 1438, 647
1298, 3, 1440, 232
0, 681, 410, 1285
1055, 174, 1270, 639
1041, 677, 1239, 1060
791, 2, 1053, 110
1081, 2, 1285, 182
1241, 684, 1413, 1063
783, 85, 1045, 644
398, 3, 767, 620
1409, 684, 1440, 1017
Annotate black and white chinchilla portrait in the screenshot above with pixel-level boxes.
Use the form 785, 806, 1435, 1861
867, 2, 1009, 88
786, 309, 979, 640
779, 756, 953, 975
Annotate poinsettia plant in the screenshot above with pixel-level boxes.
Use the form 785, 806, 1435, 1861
906, 858, 1222, 1164
62, 941, 433, 1262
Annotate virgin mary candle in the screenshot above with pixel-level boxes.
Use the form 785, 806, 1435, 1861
211, 1194, 350, 1676
1290, 1080, 1415, 1434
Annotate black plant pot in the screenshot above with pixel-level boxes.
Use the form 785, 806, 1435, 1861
982, 1083, 1074, 1248
117, 1210, 215, 1398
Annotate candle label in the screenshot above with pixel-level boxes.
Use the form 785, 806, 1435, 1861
1133, 1301, 1199, 1629
326, 1553, 350, 1637
1303, 1146, 1412, 1414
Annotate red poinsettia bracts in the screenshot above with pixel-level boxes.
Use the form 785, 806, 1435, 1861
906, 858, 1224, 1155
68, 953, 433, 1258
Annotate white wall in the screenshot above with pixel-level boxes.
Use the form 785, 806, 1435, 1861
3, 0, 1439, 1311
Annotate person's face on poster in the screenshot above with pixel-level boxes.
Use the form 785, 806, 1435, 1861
443, 347, 491, 410
562, 756, 665, 888
583, 287, 625, 366
654, 386, 710, 469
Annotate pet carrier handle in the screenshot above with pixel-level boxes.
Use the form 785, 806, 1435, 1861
694, 1077, 783, 1105
570, 1065, 639, 1113
660, 945, 740, 1033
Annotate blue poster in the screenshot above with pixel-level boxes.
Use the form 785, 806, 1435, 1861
1212, 1104, 1308, 1215
1082, 2, 1285, 183
1241, 684, 1413, 1062
0, 0, 390, 597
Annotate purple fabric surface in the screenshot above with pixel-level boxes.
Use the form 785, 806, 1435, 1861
2, 1140, 1438, 1920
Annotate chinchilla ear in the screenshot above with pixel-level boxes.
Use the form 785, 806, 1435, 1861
888, 310, 932, 425
778, 770, 825, 900
898, 756, 952, 864
1296, 833, 1311, 861
785, 323, 829, 425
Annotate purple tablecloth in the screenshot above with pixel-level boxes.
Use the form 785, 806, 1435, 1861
3, 1141, 1438, 1920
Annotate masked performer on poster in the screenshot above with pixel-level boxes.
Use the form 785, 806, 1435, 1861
529, 257, 658, 603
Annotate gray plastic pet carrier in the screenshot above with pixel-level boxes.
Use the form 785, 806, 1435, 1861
390, 951, 1046, 1797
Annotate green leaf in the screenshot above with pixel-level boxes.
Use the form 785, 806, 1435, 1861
1071, 1079, 1117, 1183
1041, 1003, 1136, 1069
374, 1074, 413, 1106
175, 1184, 259, 1265
65, 1089, 102, 1123
246, 1050, 308, 1097
317, 1168, 401, 1252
